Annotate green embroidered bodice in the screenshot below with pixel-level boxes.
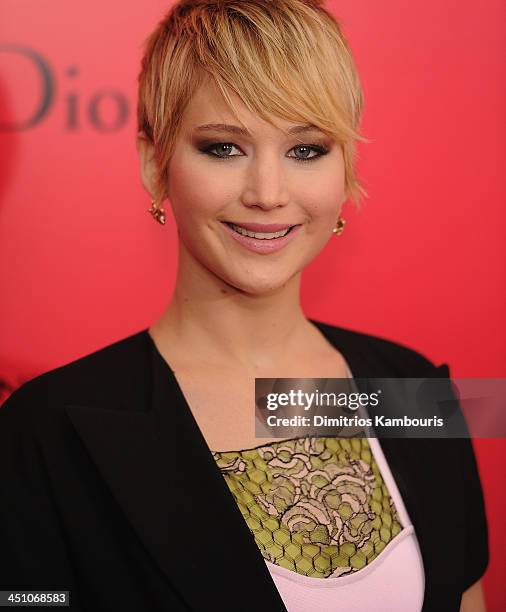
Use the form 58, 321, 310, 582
212, 436, 402, 578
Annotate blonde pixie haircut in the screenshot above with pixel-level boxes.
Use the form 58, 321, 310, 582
137, 0, 368, 207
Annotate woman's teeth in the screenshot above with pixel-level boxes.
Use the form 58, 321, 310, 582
228, 223, 291, 239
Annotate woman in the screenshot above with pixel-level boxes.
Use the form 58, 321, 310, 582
0, 1, 488, 610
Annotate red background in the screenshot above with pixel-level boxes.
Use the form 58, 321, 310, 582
1, 0, 505, 607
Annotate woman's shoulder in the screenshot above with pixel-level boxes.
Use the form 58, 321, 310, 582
309, 318, 446, 377
0, 328, 151, 428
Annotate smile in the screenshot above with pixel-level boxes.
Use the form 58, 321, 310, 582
226, 222, 295, 239
220, 221, 302, 254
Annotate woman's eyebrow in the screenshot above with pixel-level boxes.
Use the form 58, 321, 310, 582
193, 123, 324, 136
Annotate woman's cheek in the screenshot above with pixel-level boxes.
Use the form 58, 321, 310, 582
168, 165, 223, 222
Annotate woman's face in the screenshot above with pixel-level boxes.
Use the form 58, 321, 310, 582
144, 79, 347, 295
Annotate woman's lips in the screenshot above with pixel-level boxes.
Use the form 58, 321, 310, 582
220, 221, 302, 254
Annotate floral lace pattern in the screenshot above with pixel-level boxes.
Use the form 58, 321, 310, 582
212, 437, 402, 578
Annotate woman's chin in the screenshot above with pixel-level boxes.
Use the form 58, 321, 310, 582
221, 271, 299, 296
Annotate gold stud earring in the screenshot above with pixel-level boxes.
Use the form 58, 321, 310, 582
332, 216, 346, 236
148, 199, 166, 225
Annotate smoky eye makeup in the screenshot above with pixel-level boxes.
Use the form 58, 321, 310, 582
193, 137, 333, 163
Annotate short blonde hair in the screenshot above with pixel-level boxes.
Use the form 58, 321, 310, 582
137, 0, 368, 206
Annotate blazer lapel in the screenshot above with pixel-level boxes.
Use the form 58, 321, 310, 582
65, 335, 288, 612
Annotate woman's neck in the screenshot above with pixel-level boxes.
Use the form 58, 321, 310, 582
149, 256, 319, 371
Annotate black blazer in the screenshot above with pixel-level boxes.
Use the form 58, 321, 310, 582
0, 319, 489, 612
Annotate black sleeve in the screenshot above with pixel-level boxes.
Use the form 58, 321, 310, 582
437, 364, 490, 592
0, 384, 82, 608
459, 434, 490, 592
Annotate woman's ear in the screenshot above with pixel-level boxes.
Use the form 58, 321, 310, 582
136, 131, 160, 200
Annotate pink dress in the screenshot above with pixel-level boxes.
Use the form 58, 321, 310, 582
212, 363, 425, 611
264, 363, 424, 611
263, 433, 425, 611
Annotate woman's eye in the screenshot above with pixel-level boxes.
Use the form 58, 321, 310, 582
204, 143, 243, 158
201, 142, 328, 162
288, 145, 328, 162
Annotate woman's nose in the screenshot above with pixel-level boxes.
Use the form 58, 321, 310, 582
240, 155, 290, 210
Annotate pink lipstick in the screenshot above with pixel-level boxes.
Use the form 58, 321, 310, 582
221, 221, 302, 254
